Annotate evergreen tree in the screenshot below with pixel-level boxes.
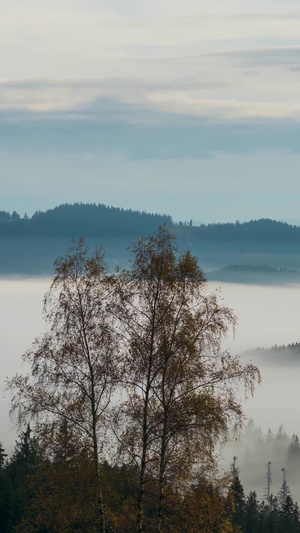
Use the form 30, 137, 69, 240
267, 495, 280, 533
263, 462, 272, 506
244, 491, 260, 533
287, 435, 300, 477
275, 426, 289, 455
5, 427, 38, 532
229, 457, 246, 530
278, 468, 291, 510
278, 493, 300, 533
11, 211, 20, 221
291, 503, 300, 533
0, 442, 8, 531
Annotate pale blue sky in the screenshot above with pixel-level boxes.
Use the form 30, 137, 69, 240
1, 0, 300, 222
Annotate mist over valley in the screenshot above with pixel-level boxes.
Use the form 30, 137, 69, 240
2, 275, 300, 497
2, 205, 300, 528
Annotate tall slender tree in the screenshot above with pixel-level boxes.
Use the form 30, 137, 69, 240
0, 441, 7, 531
115, 226, 260, 533
264, 461, 272, 505
229, 457, 245, 530
278, 468, 291, 510
5, 427, 38, 533
9, 239, 120, 533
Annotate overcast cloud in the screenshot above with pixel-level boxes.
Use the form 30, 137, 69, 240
0, 0, 300, 221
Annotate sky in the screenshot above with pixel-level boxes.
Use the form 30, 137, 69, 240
1, 0, 300, 222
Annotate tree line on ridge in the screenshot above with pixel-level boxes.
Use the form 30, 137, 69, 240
1, 203, 300, 242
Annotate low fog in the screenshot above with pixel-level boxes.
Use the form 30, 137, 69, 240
208, 282, 300, 501
0, 277, 48, 453
2, 278, 300, 500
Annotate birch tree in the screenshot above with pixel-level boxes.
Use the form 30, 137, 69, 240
9, 239, 119, 533
115, 226, 260, 533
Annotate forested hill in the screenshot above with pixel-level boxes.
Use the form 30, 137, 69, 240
244, 342, 300, 364
190, 218, 300, 242
1, 204, 300, 241
206, 265, 300, 284
0, 204, 172, 237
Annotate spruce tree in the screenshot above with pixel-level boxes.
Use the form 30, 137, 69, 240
287, 435, 300, 478
0, 442, 8, 531
244, 491, 259, 533
5, 427, 38, 532
229, 457, 245, 530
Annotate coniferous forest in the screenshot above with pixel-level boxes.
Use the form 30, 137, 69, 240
2, 203, 300, 278
1, 203, 300, 242
1, 427, 300, 532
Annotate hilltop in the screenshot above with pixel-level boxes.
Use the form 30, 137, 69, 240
1, 205, 300, 241
1, 203, 300, 275
206, 264, 300, 285
0, 203, 172, 238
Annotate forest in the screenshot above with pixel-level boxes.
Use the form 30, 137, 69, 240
0, 204, 173, 275
2, 203, 300, 278
0, 204, 172, 238
1, 203, 300, 242
1, 425, 300, 532
244, 343, 300, 365
207, 265, 300, 285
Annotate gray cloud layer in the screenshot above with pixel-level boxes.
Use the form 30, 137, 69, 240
1, 1, 300, 221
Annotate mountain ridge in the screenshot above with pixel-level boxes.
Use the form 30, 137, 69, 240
1, 204, 300, 275
1, 203, 300, 241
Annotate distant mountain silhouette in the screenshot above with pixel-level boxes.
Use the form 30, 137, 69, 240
2, 205, 300, 242
190, 218, 300, 242
206, 264, 300, 285
1, 204, 300, 275
0, 203, 172, 237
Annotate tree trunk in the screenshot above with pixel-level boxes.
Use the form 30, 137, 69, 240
94, 441, 106, 533
91, 374, 106, 533
84, 314, 106, 533
137, 290, 159, 533
137, 385, 150, 533
98, 488, 106, 533
155, 421, 167, 533
156, 483, 164, 533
